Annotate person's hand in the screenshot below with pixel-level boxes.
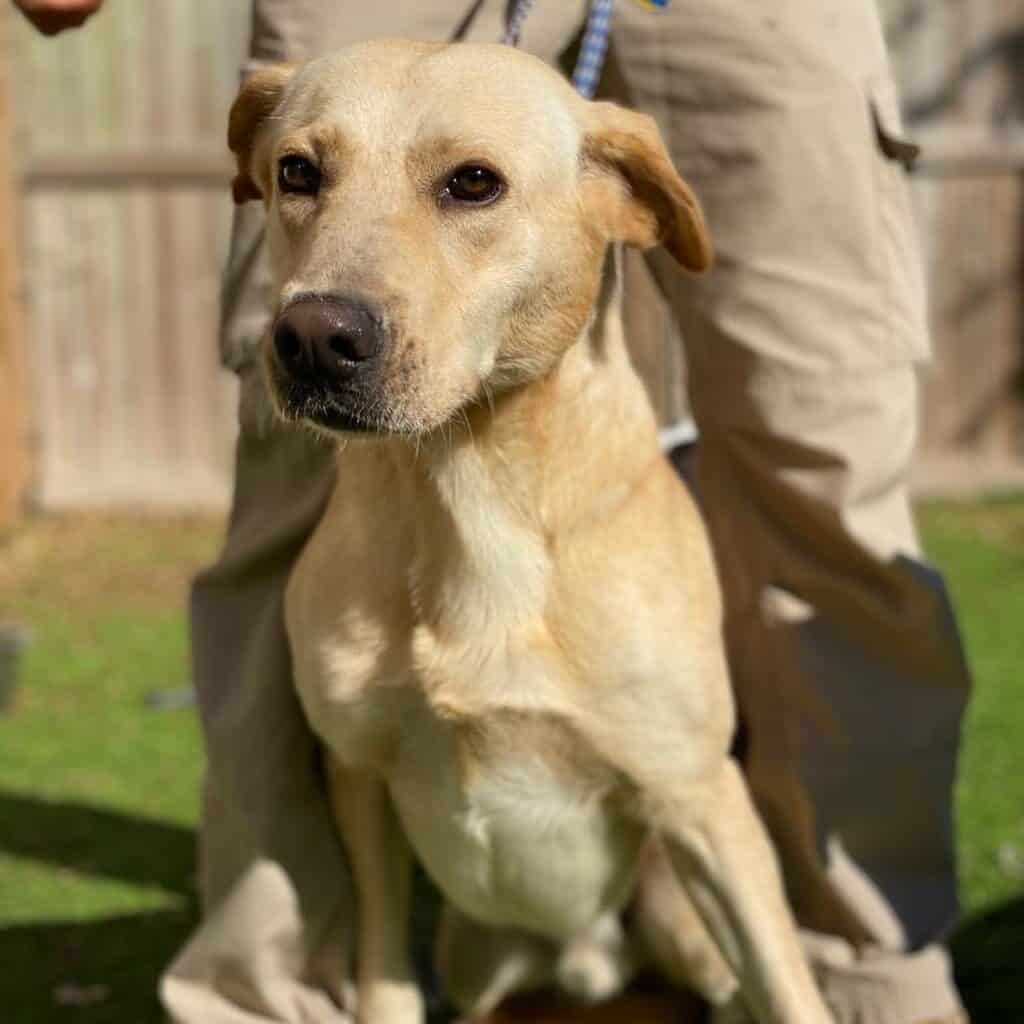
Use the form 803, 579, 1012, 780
12, 0, 103, 36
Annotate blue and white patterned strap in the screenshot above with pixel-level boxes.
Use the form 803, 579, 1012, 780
502, 0, 616, 99
571, 0, 615, 99
501, 0, 536, 47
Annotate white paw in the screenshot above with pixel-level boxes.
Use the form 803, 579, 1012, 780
556, 943, 629, 1003
357, 980, 425, 1024
708, 992, 755, 1024
555, 916, 635, 1006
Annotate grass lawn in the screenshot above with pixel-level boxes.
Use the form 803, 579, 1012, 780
0, 514, 215, 1023
0, 500, 1022, 1022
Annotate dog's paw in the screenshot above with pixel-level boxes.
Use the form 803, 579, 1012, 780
708, 992, 755, 1024
357, 980, 425, 1024
554, 915, 635, 1005
555, 945, 628, 1004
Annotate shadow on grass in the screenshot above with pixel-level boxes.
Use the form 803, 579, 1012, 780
952, 895, 1024, 1024
0, 789, 196, 893
2, 788, 1022, 1022
0, 908, 196, 1023
0, 789, 198, 1022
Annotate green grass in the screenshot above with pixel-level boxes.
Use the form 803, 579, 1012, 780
927, 498, 1024, 912
917, 498, 1024, 1022
0, 500, 1022, 1022
0, 513, 217, 1022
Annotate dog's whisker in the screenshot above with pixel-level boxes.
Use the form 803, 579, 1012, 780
459, 406, 476, 450
482, 380, 496, 422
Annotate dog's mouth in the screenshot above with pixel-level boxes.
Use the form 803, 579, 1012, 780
269, 372, 381, 436
266, 354, 483, 442
302, 404, 376, 434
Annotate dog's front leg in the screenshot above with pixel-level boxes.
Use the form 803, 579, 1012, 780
652, 759, 833, 1024
326, 757, 424, 1024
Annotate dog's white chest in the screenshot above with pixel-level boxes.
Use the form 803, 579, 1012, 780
299, 631, 643, 939
389, 701, 644, 939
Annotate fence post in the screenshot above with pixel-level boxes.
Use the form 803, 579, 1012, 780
0, 7, 30, 529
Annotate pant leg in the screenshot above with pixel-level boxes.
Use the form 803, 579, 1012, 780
162, 370, 353, 1023
609, 3, 970, 1022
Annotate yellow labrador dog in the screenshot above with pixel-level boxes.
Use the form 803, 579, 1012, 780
228, 40, 834, 1024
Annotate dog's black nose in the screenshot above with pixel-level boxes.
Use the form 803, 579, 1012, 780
273, 296, 385, 382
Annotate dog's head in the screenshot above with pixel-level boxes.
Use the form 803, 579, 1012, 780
229, 40, 711, 437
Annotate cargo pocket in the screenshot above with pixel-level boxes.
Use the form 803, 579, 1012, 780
868, 76, 921, 172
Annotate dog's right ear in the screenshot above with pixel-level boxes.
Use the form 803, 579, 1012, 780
228, 64, 295, 204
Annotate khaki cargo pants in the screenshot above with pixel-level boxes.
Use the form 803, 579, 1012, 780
161, 3, 971, 1022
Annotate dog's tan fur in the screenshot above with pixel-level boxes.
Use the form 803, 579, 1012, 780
229, 40, 833, 1024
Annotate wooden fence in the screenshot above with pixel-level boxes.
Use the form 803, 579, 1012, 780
1, 1, 1023, 518
5, 1, 247, 513
885, 0, 1024, 493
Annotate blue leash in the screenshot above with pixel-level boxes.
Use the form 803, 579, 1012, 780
570, 0, 616, 99
502, 0, 616, 99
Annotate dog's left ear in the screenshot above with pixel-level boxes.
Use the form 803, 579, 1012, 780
228, 64, 296, 204
582, 102, 712, 272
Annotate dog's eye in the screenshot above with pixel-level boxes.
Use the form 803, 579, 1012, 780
279, 155, 321, 196
444, 165, 503, 205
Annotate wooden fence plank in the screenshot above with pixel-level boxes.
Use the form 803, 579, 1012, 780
0, 8, 30, 528
22, 150, 233, 189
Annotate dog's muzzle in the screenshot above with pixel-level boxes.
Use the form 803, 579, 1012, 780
270, 294, 390, 432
